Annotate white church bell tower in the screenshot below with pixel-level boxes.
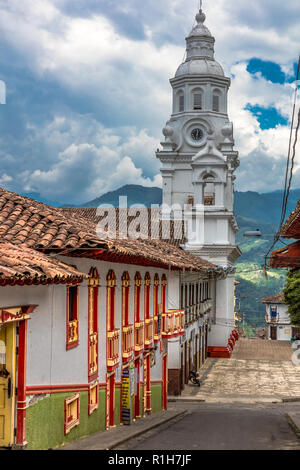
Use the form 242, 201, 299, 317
156, 7, 241, 346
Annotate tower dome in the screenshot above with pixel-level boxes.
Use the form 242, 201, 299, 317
175, 8, 224, 78
175, 58, 224, 78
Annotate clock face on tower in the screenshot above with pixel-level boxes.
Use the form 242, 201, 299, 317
191, 128, 204, 141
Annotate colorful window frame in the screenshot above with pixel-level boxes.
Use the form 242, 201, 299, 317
122, 272, 130, 327
64, 393, 80, 434
66, 284, 79, 350
153, 273, 159, 316
88, 268, 99, 382
88, 381, 99, 415
107, 270, 116, 331
161, 274, 167, 312
134, 272, 142, 323
144, 272, 151, 320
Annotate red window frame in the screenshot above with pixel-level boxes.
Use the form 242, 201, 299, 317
122, 272, 130, 327
134, 272, 142, 323
144, 272, 151, 320
153, 273, 159, 316
64, 393, 80, 434
88, 267, 99, 382
161, 274, 167, 313
66, 284, 79, 350
88, 381, 99, 415
107, 270, 116, 332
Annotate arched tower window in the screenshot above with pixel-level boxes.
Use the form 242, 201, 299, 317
178, 91, 184, 112
193, 93, 202, 110
212, 89, 222, 112
203, 174, 215, 206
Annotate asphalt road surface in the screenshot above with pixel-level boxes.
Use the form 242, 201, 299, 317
117, 403, 300, 451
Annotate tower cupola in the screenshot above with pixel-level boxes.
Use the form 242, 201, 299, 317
175, 9, 224, 78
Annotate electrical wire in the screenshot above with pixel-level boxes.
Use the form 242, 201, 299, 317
280, 57, 300, 228
264, 56, 300, 266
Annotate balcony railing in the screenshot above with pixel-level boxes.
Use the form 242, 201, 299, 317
153, 315, 161, 342
122, 325, 134, 362
174, 311, 181, 335
162, 310, 185, 339
162, 312, 173, 338
134, 321, 144, 353
267, 315, 278, 323
107, 329, 120, 370
144, 318, 153, 348
179, 310, 185, 333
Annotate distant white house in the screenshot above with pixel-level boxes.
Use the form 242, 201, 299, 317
261, 293, 294, 341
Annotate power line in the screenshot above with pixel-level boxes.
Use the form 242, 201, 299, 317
264, 55, 300, 266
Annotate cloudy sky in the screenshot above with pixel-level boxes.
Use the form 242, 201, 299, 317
0, 0, 299, 204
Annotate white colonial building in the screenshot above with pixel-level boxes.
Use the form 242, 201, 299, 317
262, 293, 294, 341
157, 7, 241, 347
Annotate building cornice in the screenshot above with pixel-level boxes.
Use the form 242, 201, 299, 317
170, 75, 230, 87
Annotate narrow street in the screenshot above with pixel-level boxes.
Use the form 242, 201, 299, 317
117, 402, 300, 450
118, 338, 300, 450
60, 338, 300, 451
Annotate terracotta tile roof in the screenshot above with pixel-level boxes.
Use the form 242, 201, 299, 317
270, 240, 300, 268
0, 242, 87, 285
261, 292, 284, 304
62, 207, 186, 247
0, 188, 102, 249
281, 199, 300, 238
61, 207, 214, 271
0, 188, 214, 272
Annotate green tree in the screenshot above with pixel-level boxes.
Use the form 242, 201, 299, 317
283, 270, 300, 326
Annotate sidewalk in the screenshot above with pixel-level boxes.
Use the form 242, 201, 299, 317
58, 409, 187, 450
286, 413, 300, 437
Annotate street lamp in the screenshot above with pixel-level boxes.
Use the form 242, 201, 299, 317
243, 229, 262, 237
243, 230, 277, 237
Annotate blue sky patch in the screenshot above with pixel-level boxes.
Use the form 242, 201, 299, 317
245, 104, 288, 130
247, 58, 286, 84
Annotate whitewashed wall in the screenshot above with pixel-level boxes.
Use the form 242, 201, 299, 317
209, 274, 234, 346
0, 259, 174, 387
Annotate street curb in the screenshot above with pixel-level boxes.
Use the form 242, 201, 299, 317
168, 398, 206, 403
282, 397, 300, 403
109, 410, 188, 450
285, 414, 300, 439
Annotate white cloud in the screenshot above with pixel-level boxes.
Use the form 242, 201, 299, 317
0, 0, 299, 199
0, 173, 12, 185
25, 115, 161, 203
